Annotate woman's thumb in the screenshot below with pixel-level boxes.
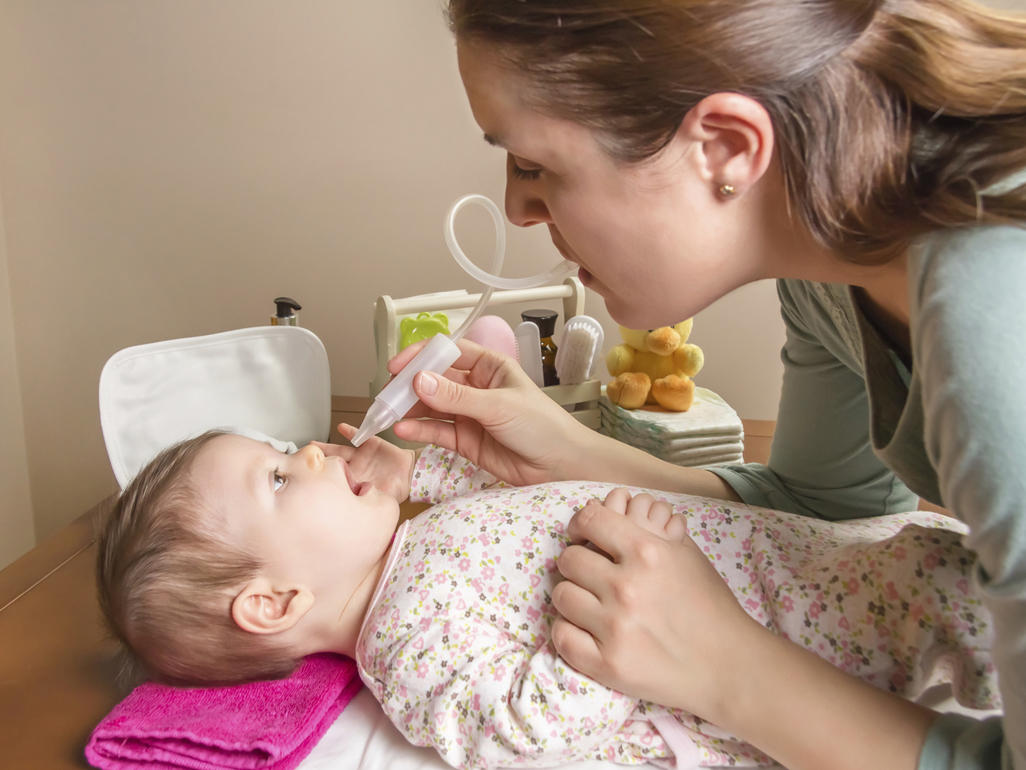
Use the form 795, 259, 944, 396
414, 370, 441, 398
413, 370, 485, 419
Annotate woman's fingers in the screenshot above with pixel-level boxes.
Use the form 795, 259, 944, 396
551, 577, 605, 633
550, 579, 605, 672
556, 541, 620, 597
627, 494, 673, 532
388, 337, 516, 388
411, 369, 517, 428
392, 415, 460, 450
334, 423, 358, 443
599, 489, 678, 540
549, 617, 603, 676
664, 513, 687, 541
602, 487, 632, 515
564, 500, 648, 559
386, 340, 427, 374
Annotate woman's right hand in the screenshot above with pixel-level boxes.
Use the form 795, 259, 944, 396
389, 338, 591, 486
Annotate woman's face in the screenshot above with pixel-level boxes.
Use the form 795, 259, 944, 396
457, 41, 764, 327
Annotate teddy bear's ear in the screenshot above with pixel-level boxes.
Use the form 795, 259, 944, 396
673, 319, 694, 341
618, 326, 649, 350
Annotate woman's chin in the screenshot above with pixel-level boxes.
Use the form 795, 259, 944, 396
605, 298, 680, 329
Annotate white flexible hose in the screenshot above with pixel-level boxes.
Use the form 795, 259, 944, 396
445, 194, 576, 340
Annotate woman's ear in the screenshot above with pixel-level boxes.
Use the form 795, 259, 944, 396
231, 577, 315, 635
678, 92, 774, 198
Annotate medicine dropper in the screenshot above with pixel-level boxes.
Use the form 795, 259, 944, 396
349, 194, 575, 446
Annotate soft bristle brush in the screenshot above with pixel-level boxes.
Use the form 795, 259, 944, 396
555, 315, 604, 385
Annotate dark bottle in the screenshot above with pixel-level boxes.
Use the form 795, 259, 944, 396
521, 308, 560, 386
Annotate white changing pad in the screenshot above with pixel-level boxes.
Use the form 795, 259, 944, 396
99, 325, 330, 488
297, 670, 975, 770
299, 689, 669, 770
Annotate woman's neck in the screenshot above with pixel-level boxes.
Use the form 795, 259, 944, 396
844, 253, 911, 360
764, 191, 911, 356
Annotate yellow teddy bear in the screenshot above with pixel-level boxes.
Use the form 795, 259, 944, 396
605, 320, 705, 411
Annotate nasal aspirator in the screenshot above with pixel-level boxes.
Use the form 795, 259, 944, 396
349, 194, 575, 447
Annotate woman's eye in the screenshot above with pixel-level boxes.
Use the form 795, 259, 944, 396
272, 468, 288, 492
508, 154, 542, 181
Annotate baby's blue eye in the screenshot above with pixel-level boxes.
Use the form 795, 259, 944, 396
272, 468, 288, 492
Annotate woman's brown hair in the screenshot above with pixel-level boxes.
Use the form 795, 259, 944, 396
448, 0, 1026, 262
96, 430, 300, 686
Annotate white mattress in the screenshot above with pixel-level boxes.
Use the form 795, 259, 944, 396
298, 688, 651, 770
298, 685, 990, 770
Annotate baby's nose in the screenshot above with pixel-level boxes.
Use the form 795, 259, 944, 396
299, 443, 325, 471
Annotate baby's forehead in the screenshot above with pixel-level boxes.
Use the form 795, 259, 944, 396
185, 433, 273, 536
203, 432, 271, 459
189, 433, 269, 495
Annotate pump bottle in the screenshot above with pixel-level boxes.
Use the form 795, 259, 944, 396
271, 297, 301, 326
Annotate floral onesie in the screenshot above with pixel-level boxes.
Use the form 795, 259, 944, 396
355, 447, 999, 769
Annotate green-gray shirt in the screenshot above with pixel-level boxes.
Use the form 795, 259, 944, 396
711, 226, 1025, 769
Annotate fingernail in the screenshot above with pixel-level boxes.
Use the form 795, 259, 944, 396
417, 371, 438, 396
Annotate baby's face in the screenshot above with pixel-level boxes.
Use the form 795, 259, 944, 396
190, 434, 399, 597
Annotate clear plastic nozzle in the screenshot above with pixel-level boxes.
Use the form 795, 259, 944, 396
350, 334, 461, 447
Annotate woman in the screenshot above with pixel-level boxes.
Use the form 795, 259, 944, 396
390, 2, 1026, 768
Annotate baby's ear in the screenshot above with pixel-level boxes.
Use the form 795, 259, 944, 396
231, 577, 314, 635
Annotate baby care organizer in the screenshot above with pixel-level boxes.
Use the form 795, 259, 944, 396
371, 276, 602, 443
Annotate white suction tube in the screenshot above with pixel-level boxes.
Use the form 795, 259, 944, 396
350, 194, 575, 447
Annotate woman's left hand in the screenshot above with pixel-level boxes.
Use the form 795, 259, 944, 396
550, 498, 760, 722
314, 424, 416, 502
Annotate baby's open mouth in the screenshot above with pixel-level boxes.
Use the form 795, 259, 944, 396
342, 464, 361, 494
341, 458, 372, 495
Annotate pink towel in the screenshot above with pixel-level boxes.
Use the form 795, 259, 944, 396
85, 653, 362, 770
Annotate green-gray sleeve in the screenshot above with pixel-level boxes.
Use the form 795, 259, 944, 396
919, 714, 1007, 769
912, 227, 1026, 770
710, 281, 917, 521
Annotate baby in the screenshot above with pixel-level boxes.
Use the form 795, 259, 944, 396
97, 429, 999, 769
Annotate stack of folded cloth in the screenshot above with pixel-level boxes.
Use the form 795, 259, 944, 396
85, 653, 362, 770
599, 386, 745, 467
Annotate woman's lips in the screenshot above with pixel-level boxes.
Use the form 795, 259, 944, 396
549, 230, 598, 289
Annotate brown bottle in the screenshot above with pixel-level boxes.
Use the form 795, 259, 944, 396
521, 308, 560, 386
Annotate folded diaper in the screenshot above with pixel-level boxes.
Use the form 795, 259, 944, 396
600, 387, 746, 468
85, 653, 361, 770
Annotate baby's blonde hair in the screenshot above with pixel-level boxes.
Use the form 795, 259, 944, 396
96, 430, 301, 685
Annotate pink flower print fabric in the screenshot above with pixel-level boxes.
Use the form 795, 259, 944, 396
356, 447, 998, 769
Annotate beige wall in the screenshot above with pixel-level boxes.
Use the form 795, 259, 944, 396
2, 0, 1019, 568
0, 185, 35, 567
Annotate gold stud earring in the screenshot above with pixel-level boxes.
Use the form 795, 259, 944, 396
718, 183, 737, 198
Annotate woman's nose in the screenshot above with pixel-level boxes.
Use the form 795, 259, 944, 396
505, 175, 551, 229
297, 443, 325, 471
